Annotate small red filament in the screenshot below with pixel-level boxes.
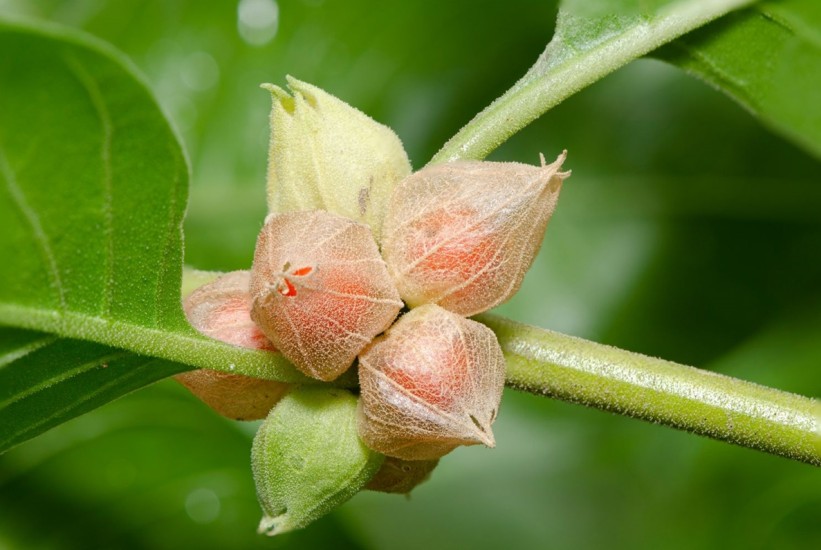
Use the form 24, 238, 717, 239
278, 278, 297, 297
276, 265, 311, 297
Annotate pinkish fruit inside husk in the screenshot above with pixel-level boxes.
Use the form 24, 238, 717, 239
250, 210, 403, 381
381, 152, 569, 316
178, 270, 289, 421
365, 456, 439, 494
357, 304, 506, 460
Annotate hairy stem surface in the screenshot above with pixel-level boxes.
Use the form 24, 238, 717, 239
478, 313, 820, 466
431, 0, 755, 163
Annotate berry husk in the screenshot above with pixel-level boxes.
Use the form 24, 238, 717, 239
263, 76, 411, 242
357, 304, 506, 460
250, 210, 403, 381
365, 456, 439, 494
382, 152, 570, 316
178, 270, 289, 420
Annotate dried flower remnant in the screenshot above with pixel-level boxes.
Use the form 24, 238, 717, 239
365, 456, 439, 495
250, 210, 403, 381
357, 304, 506, 461
178, 270, 289, 420
382, 152, 570, 316
253, 387, 384, 536
263, 76, 411, 242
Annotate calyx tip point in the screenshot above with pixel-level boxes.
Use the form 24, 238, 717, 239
479, 429, 496, 448
257, 514, 290, 537
285, 75, 318, 104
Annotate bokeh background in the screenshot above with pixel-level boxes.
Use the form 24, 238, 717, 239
0, 1, 819, 548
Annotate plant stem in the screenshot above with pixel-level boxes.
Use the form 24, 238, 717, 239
430, 0, 755, 163
477, 313, 820, 466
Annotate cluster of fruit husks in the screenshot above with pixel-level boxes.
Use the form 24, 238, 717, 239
177, 78, 568, 535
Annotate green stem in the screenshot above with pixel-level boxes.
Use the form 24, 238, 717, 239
430, 0, 755, 163
0, 303, 310, 384
477, 313, 820, 466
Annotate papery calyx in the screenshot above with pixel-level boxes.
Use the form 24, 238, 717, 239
252, 387, 384, 536
357, 304, 506, 461
178, 270, 289, 420
382, 152, 570, 316
263, 76, 411, 242
250, 210, 403, 381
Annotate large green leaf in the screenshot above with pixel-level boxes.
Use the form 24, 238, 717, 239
0, 20, 299, 378
0, 19, 303, 452
656, 0, 821, 159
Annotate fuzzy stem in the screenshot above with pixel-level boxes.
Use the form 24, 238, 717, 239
477, 313, 820, 466
430, 0, 755, 163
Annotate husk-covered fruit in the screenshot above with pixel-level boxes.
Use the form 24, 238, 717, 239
382, 152, 569, 316
177, 270, 289, 420
263, 76, 411, 242
365, 456, 439, 494
357, 304, 506, 460
250, 210, 403, 381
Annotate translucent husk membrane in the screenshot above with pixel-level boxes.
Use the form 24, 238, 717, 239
357, 304, 506, 460
178, 270, 290, 420
382, 152, 570, 316
250, 210, 403, 381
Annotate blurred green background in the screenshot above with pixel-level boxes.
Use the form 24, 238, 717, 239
0, 1, 819, 548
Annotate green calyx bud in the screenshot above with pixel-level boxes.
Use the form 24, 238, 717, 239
252, 386, 385, 536
262, 76, 412, 243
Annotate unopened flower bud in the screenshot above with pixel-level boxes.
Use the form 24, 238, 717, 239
250, 210, 403, 381
365, 456, 439, 495
357, 304, 506, 461
177, 271, 290, 420
253, 387, 384, 536
382, 152, 570, 316
263, 76, 411, 242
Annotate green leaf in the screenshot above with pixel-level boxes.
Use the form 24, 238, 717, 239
655, 0, 821, 159
0, 326, 189, 452
431, 0, 756, 162
0, 19, 301, 376
0, 19, 306, 451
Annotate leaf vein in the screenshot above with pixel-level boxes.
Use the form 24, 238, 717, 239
0, 335, 57, 369
0, 144, 67, 311
154, 141, 183, 328
64, 53, 115, 317
0, 350, 127, 410
0, 355, 156, 451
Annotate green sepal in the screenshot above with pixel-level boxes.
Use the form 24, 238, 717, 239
262, 76, 411, 243
251, 386, 385, 536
